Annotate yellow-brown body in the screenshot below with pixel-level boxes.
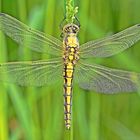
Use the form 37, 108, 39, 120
63, 24, 79, 129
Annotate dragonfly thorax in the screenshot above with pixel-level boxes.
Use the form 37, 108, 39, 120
63, 46, 79, 65
63, 25, 79, 65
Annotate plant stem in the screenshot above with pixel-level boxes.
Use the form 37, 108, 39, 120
65, 0, 78, 23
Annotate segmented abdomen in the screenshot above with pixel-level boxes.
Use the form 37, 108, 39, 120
63, 63, 74, 130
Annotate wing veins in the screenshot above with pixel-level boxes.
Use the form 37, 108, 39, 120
79, 24, 140, 58
3, 22, 61, 49
79, 63, 121, 89
81, 32, 137, 53
0, 13, 63, 55
83, 63, 138, 83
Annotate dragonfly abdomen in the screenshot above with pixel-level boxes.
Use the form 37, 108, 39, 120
63, 64, 74, 130
63, 45, 79, 129
63, 46, 79, 129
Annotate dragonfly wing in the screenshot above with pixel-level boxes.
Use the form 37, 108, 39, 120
0, 13, 62, 56
0, 58, 63, 86
80, 24, 140, 58
75, 61, 140, 93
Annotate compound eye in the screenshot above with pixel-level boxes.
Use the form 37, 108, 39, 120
65, 28, 68, 32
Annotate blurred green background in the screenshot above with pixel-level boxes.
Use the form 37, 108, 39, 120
0, 0, 140, 140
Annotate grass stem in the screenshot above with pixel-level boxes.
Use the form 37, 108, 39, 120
65, 0, 78, 23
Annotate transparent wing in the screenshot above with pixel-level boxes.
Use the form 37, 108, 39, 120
0, 13, 62, 56
80, 24, 140, 58
0, 58, 63, 86
75, 61, 140, 93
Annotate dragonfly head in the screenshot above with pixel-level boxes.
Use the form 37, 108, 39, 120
63, 24, 79, 35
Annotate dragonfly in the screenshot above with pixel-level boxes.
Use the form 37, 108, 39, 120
0, 13, 140, 130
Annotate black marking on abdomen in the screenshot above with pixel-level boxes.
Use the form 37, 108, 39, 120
63, 63, 74, 130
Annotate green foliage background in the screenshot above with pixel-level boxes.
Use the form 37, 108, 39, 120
0, 0, 140, 140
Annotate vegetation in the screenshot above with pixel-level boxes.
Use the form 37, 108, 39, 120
0, 0, 140, 140
65, 0, 78, 23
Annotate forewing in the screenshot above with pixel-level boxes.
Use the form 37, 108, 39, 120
0, 13, 62, 55
80, 24, 140, 58
0, 58, 63, 86
75, 62, 140, 93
